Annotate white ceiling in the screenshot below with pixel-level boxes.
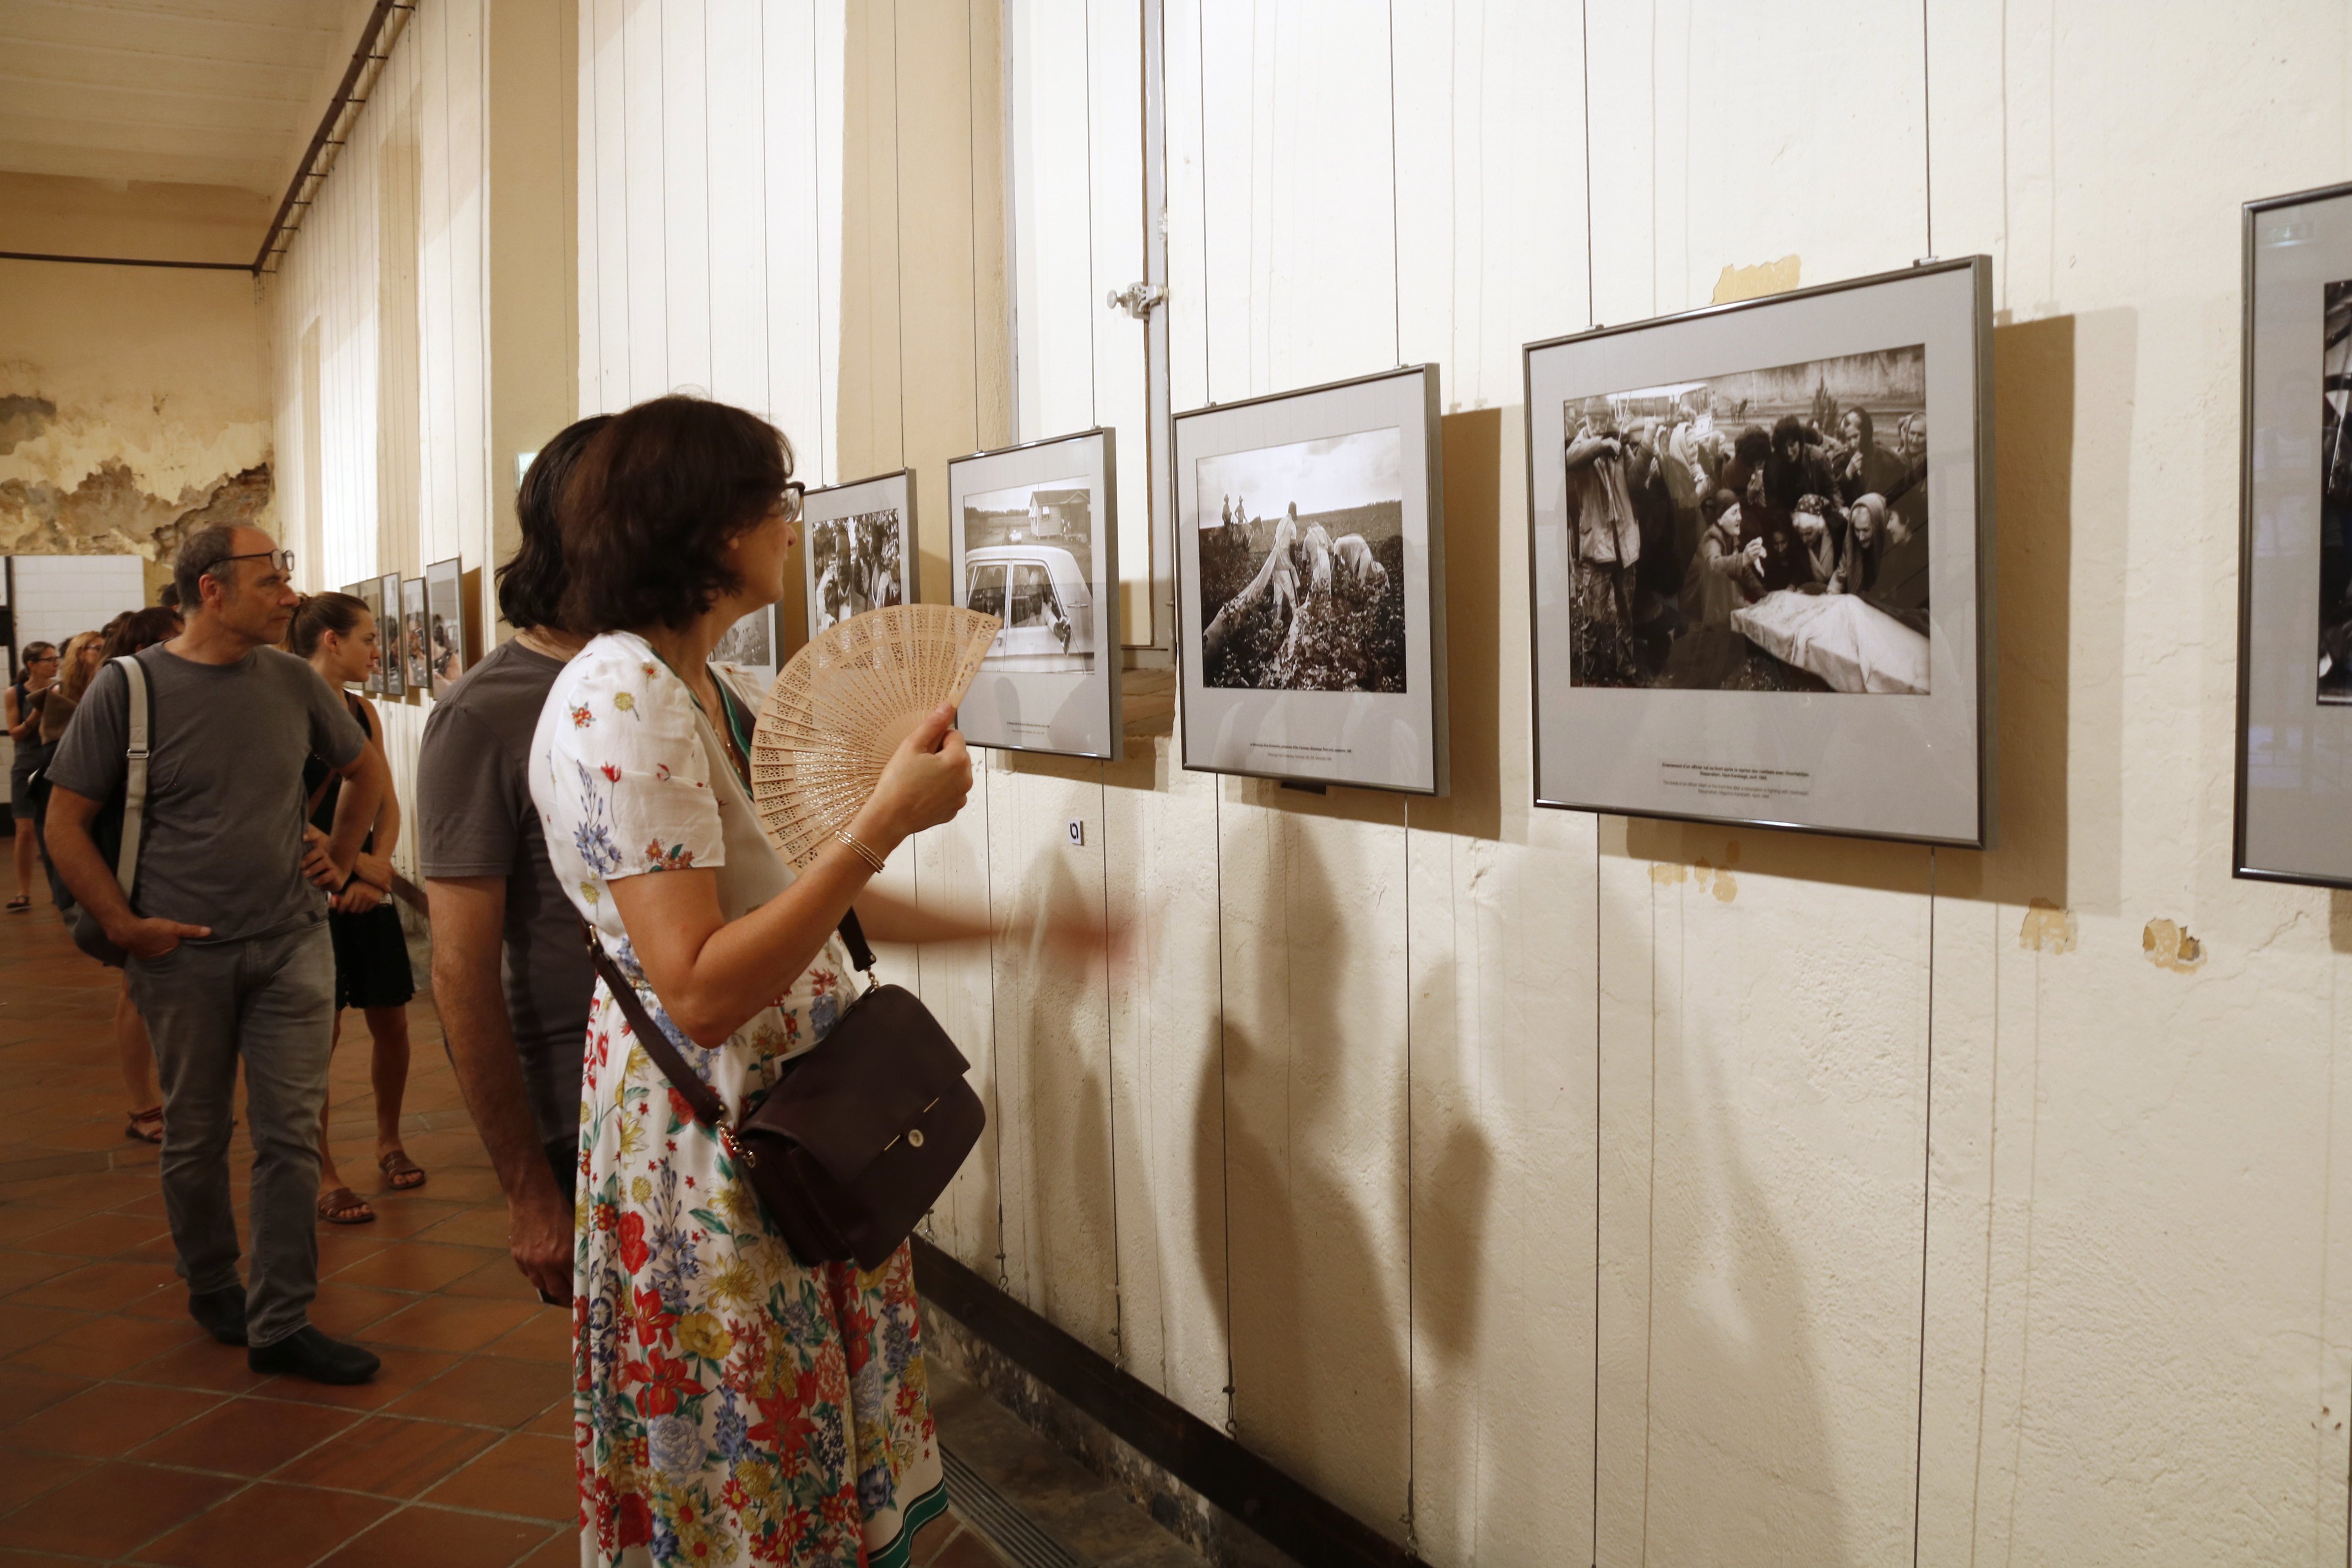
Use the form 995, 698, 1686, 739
0, 0, 372, 198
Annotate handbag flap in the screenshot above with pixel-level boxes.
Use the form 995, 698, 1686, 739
746, 984, 969, 1185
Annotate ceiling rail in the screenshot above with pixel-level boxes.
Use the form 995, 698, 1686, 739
251, 0, 417, 276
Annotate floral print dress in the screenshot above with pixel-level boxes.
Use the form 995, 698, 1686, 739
531, 631, 946, 1567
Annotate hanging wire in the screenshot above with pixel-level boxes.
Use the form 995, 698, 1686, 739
1581, 0, 1597, 326
1920, 0, 1935, 258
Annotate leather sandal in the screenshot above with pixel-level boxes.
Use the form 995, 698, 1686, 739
315, 1186, 375, 1225
377, 1150, 427, 1192
6, 895, 28, 913
124, 1106, 163, 1144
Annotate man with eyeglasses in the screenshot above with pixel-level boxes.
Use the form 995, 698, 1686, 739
46, 523, 394, 1384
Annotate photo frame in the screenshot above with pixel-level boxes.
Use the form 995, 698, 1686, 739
803, 469, 918, 640
2238, 181, 2352, 887
377, 571, 404, 698
1173, 364, 1448, 794
711, 604, 779, 692
425, 556, 466, 698
400, 577, 428, 694
348, 579, 383, 695
949, 428, 1120, 760
1523, 255, 1995, 846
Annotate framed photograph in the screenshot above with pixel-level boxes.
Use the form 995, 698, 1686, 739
949, 428, 1120, 759
425, 556, 466, 698
711, 605, 778, 692
1522, 255, 1994, 846
376, 571, 404, 697
2239, 181, 2352, 886
803, 469, 917, 639
1173, 364, 1448, 794
400, 577, 428, 693
352, 578, 385, 695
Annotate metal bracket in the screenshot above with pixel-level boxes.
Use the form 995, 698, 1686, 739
1106, 281, 1167, 319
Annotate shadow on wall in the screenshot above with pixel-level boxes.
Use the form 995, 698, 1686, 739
1643, 969, 1853, 1567
1207, 820, 1415, 1537
1009, 831, 1119, 1353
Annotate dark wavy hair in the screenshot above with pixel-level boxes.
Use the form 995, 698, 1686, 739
99, 608, 180, 663
286, 592, 371, 659
558, 395, 793, 634
498, 413, 613, 631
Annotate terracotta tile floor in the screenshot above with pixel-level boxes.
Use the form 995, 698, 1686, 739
0, 894, 1003, 1567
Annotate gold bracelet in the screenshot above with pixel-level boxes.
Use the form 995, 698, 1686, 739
835, 828, 886, 874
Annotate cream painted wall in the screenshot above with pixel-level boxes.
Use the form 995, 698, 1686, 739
262, 0, 574, 888
0, 175, 274, 589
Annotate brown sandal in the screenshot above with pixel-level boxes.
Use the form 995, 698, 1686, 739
316, 1186, 375, 1225
377, 1150, 427, 1192
124, 1106, 163, 1144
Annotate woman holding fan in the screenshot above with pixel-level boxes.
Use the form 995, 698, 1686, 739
535, 394, 1090, 1568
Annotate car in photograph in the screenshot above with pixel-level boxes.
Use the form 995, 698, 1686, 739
965, 544, 1093, 671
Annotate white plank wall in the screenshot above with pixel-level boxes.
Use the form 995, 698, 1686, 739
264, 2, 2352, 1565
264, 0, 493, 888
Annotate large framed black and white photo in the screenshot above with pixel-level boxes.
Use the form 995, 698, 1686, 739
1173, 364, 1447, 794
949, 429, 1119, 759
2239, 182, 2352, 887
802, 469, 916, 639
1523, 256, 1994, 845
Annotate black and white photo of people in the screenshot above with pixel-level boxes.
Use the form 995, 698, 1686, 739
808, 509, 907, 636
2321, 279, 2352, 704
1195, 427, 1408, 692
1565, 345, 1931, 695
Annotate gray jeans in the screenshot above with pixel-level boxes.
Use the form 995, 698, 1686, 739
126, 921, 336, 1348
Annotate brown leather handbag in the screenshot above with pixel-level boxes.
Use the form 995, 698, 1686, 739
584, 912, 985, 1272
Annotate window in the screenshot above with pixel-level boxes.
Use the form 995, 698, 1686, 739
1009, 563, 1060, 629
967, 563, 1007, 619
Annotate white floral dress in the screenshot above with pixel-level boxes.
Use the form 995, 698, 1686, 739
531, 631, 945, 1568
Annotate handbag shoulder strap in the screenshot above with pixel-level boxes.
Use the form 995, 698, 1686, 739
113, 654, 151, 897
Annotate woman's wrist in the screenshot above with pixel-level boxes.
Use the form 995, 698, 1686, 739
842, 802, 905, 864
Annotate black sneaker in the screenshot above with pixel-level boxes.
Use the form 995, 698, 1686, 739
248, 1327, 380, 1385
188, 1287, 247, 1346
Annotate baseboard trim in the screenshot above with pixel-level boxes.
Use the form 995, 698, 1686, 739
911, 1236, 1428, 1568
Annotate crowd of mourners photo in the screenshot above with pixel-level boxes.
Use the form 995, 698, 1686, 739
1564, 379, 1931, 690
0, 393, 1096, 1566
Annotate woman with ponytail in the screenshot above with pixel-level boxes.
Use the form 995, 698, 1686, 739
290, 592, 424, 1225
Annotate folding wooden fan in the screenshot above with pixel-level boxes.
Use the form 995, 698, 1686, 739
750, 603, 1000, 867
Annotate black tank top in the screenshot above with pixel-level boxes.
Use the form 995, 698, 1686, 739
303, 691, 374, 849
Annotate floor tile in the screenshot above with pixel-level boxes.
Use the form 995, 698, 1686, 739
119, 1337, 276, 1395
13, 1260, 179, 1316
0, 1306, 84, 1358
329, 1241, 506, 1294
306, 1282, 416, 1339
512, 1531, 583, 1568
385, 1355, 567, 1429
0, 1447, 96, 1514
18, 1211, 171, 1260
271, 1413, 500, 1498
2, 1381, 221, 1457
359, 1295, 538, 1354
480, 1309, 571, 1365
0, 1366, 89, 1427
313, 1505, 558, 1568
5, 1313, 201, 1379
127, 1481, 393, 1568
0, 1460, 238, 1560
422, 1431, 575, 1522
132, 1393, 359, 1476
410, 1205, 514, 1250
255, 1348, 461, 1412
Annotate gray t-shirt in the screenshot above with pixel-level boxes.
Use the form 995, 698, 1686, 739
50, 645, 367, 944
416, 638, 592, 1148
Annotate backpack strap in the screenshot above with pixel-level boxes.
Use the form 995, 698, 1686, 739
113, 654, 151, 897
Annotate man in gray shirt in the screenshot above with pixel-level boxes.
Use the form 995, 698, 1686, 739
47, 525, 392, 1385
417, 414, 607, 1305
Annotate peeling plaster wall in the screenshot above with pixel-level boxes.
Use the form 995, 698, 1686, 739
0, 250, 272, 587
563, 1, 2352, 1565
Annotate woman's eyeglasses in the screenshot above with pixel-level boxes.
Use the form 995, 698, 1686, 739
780, 483, 805, 524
